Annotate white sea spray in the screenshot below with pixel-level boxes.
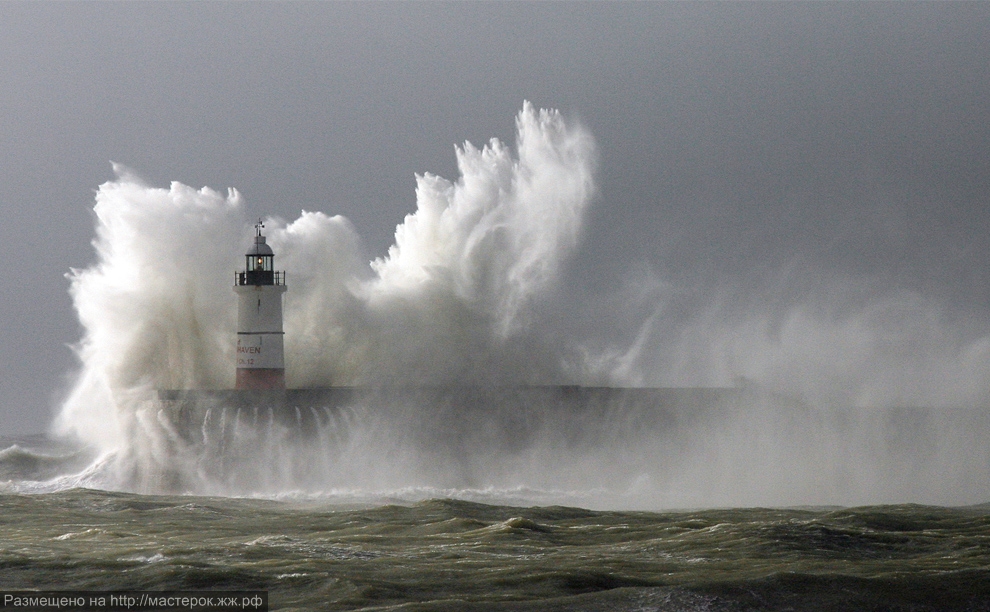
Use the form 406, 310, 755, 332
35, 102, 990, 507
52, 103, 603, 493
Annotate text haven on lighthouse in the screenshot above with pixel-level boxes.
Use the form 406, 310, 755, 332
234, 221, 287, 390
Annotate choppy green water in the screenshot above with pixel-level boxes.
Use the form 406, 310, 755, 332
2, 490, 989, 611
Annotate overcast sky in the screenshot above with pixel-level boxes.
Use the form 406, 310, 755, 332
1, 2, 989, 434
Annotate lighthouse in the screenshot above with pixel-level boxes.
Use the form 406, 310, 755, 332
234, 220, 287, 390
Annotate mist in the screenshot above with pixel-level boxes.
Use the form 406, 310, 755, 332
26, 102, 987, 508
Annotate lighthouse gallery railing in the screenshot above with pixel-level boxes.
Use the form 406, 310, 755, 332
235, 271, 285, 286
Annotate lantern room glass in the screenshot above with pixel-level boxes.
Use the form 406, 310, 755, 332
247, 254, 273, 272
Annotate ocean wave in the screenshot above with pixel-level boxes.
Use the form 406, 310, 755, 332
251, 484, 605, 509
0, 440, 94, 483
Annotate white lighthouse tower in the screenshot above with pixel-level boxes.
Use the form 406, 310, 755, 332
234, 220, 287, 390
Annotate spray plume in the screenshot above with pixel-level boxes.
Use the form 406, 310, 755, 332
39, 103, 990, 507
54, 102, 598, 462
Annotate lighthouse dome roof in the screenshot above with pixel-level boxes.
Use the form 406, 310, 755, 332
247, 235, 274, 256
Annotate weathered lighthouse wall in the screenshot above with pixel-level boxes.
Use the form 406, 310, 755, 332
234, 284, 287, 389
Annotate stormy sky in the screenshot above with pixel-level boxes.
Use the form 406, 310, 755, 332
1, 2, 989, 434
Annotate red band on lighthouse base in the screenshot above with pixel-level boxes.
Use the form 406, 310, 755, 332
236, 368, 286, 390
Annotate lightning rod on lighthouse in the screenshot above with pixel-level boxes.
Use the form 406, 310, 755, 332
234, 220, 287, 389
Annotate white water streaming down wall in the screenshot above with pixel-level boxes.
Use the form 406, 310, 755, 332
38, 102, 990, 508
83, 388, 990, 508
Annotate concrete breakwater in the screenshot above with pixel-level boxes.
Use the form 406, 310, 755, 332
156, 386, 737, 444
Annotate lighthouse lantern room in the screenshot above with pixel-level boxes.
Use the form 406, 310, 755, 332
234, 220, 287, 390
